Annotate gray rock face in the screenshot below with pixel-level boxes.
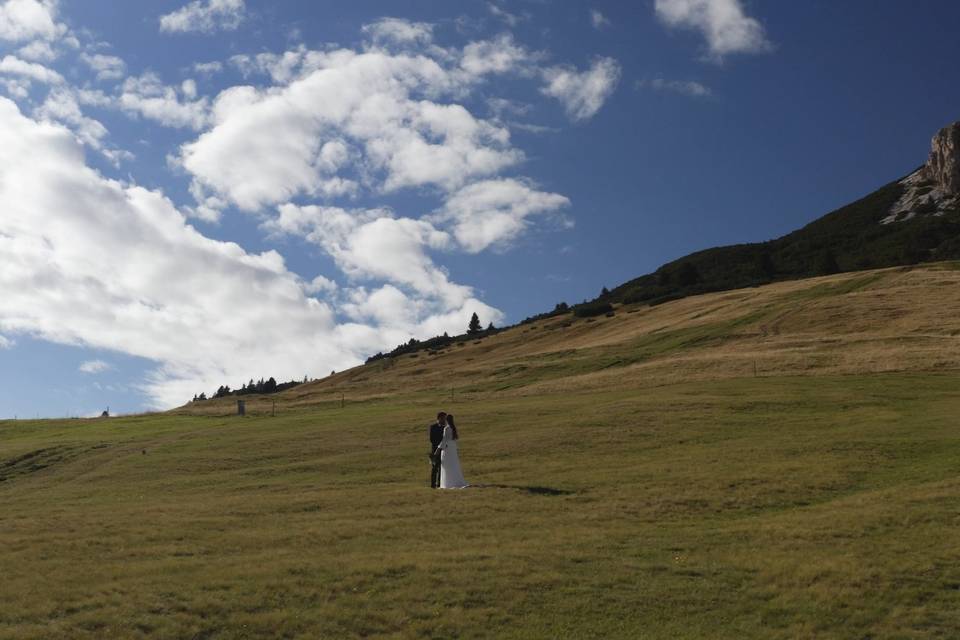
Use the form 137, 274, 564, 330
882, 120, 960, 224
924, 122, 960, 194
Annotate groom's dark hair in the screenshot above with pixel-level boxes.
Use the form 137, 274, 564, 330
436, 411, 447, 420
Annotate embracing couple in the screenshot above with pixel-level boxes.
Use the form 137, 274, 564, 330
429, 411, 469, 489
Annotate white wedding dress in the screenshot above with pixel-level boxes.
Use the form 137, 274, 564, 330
437, 425, 469, 489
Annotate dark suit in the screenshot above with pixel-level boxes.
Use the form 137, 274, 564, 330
429, 421, 444, 488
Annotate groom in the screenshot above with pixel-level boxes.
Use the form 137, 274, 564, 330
429, 411, 446, 489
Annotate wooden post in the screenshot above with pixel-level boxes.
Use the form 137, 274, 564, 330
237, 399, 245, 416
272, 399, 276, 417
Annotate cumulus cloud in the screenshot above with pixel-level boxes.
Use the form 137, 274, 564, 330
488, 2, 522, 27
180, 49, 521, 214
192, 60, 223, 75
118, 72, 209, 130
591, 10, 611, 29
159, 0, 245, 34
541, 57, 621, 121
0, 53, 62, 83
80, 52, 126, 81
637, 77, 712, 97
433, 179, 570, 253
34, 87, 107, 148
0, 98, 503, 407
362, 17, 433, 46
79, 359, 111, 374
0, 0, 64, 42
654, 0, 772, 61
0, 334, 12, 349
17, 38, 56, 61
268, 204, 474, 307
460, 33, 533, 76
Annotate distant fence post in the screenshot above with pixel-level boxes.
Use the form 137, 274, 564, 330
237, 399, 245, 416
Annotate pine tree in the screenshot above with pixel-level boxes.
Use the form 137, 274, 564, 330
816, 249, 840, 275
677, 262, 701, 287
467, 312, 482, 334
486, 322, 495, 331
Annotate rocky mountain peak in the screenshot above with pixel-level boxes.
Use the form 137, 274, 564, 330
924, 121, 960, 194
881, 120, 960, 224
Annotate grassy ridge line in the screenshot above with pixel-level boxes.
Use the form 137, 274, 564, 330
2, 375, 959, 637
178, 262, 960, 416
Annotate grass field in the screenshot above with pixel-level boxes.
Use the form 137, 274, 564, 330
3, 374, 960, 638
3, 265, 960, 638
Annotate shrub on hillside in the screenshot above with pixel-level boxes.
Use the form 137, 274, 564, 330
574, 301, 614, 318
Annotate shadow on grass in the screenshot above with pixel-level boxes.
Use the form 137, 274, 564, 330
472, 483, 574, 496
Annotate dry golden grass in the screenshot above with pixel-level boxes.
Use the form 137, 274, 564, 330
5, 264, 960, 637
179, 263, 960, 415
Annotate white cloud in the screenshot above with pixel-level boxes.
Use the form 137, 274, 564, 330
180, 49, 521, 213
637, 77, 712, 97
0, 98, 341, 406
268, 204, 472, 307
119, 72, 210, 130
488, 2, 522, 27
228, 46, 317, 84
433, 179, 570, 253
362, 17, 433, 46
0, 53, 62, 83
80, 52, 126, 81
0, 334, 12, 349
0, 98, 505, 407
192, 60, 223, 75
79, 359, 110, 374
181, 78, 197, 99
17, 38, 56, 61
1, 76, 29, 98
460, 34, 533, 76
0, 0, 64, 43
35, 87, 107, 148
654, 0, 772, 61
591, 10, 611, 29
159, 0, 245, 34
541, 57, 621, 121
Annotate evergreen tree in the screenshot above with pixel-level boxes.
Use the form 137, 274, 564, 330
816, 249, 840, 275
755, 252, 776, 279
677, 262, 701, 287
467, 312, 482, 334
601, 286, 610, 296
486, 322, 495, 331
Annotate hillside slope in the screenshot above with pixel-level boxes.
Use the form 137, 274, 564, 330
180, 262, 960, 415
595, 122, 960, 308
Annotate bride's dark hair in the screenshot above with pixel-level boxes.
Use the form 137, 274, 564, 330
446, 414, 459, 440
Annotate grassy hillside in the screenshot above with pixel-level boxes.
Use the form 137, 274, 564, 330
183, 261, 960, 415
596, 174, 960, 309
3, 265, 960, 638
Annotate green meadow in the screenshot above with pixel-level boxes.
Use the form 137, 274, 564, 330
2, 373, 959, 638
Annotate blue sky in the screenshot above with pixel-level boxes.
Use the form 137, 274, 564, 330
1, 0, 959, 417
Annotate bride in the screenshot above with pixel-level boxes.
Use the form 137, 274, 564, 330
437, 414, 469, 489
